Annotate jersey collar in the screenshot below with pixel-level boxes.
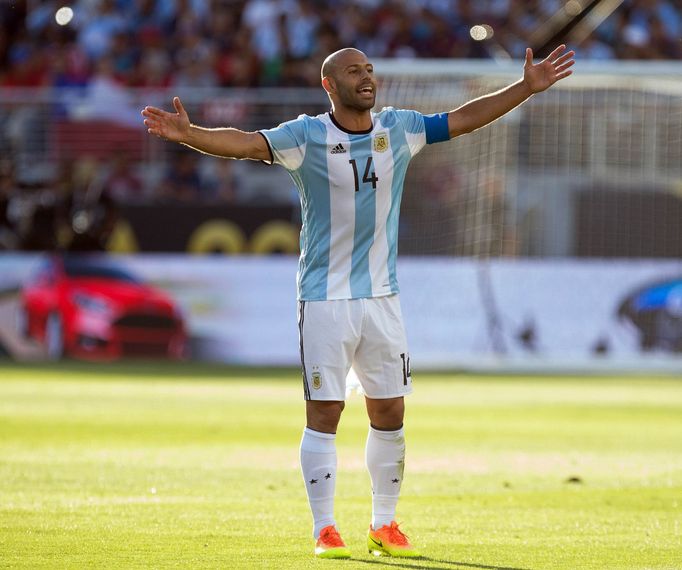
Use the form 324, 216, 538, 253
328, 112, 374, 135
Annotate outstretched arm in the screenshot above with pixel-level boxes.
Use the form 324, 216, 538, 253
448, 45, 575, 138
141, 97, 270, 161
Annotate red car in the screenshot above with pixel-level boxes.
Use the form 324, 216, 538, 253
18, 255, 187, 361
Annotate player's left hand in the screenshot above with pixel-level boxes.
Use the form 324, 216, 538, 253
523, 45, 575, 94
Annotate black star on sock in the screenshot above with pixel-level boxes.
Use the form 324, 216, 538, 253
325, 473, 332, 479
310, 478, 318, 484
392, 478, 400, 483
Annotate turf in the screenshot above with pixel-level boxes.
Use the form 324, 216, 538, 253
0, 362, 681, 569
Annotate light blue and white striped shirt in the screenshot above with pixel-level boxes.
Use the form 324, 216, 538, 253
260, 107, 450, 301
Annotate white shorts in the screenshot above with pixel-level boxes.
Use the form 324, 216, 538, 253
297, 294, 413, 401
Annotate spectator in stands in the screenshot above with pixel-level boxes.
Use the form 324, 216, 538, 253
103, 152, 145, 204
340, 3, 389, 57
629, 0, 680, 40
159, 150, 203, 203
109, 30, 138, 79
130, 0, 167, 37
49, 43, 91, 89
130, 26, 172, 88
1, 40, 49, 87
242, 0, 290, 64
285, 0, 320, 60
202, 158, 240, 204
80, 56, 141, 126
647, 16, 682, 60
0, 159, 19, 250
576, 33, 616, 60
171, 30, 218, 89
3, 0, 681, 92
0, 1, 25, 73
77, 0, 128, 62
214, 28, 262, 87
0, 26, 8, 77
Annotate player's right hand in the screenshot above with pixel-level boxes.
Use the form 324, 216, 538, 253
141, 97, 190, 143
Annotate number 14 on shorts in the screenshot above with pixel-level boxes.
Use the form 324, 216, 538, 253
400, 353, 411, 386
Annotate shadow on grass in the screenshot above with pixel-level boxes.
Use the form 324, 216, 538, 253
353, 557, 532, 570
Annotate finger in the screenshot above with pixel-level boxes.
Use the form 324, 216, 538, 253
145, 124, 167, 139
545, 44, 567, 62
143, 117, 166, 135
554, 69, 573, 81
525, 47, 533, 66
141, 106, 170, 118
173, 96, 186, 116
143, 118, 158, 132
145, 124, 161, 137
553, 50, 575, 66
555, 59, 575, 74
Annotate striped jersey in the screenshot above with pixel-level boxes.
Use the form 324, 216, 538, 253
260, 107, 450, 301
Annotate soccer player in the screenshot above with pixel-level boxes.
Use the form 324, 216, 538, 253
141, 45, 574, 559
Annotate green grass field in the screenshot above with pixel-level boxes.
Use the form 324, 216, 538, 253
0, 362, 681, 569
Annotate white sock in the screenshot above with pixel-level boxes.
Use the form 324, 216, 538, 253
300, 427, 337, 539
366, 424, 405, 530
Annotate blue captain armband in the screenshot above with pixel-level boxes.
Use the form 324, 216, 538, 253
423, 112, 451, 144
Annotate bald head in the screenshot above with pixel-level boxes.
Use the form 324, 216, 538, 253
320, 47, 376, 113
321, 48, 368, 81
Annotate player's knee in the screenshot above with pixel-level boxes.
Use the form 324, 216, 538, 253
366, 397, 404, 430
370, 415, 404, 431
306, 400, 344, 433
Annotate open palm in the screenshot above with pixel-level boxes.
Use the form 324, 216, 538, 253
524, 45, 575, 94
141, 97, 191, 143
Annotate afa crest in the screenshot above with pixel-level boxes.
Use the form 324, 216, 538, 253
373, 132, 389, 153
312, 371, 322, 390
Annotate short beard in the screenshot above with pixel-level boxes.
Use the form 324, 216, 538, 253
338, 85, 375, 111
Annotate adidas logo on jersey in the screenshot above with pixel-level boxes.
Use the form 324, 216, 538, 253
330, 143, 347, 154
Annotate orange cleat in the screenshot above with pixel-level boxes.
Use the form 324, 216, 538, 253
367, 521, 421, 558
315, 525, 351, 559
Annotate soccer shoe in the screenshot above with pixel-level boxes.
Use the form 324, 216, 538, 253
367, 521, 421, 558
315, 525, 351, 559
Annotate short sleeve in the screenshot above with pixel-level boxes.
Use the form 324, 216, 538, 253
259, 115, 308, 170
393, 109, 426, 157
393, 109, 450, 157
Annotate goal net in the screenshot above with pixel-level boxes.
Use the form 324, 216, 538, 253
374, 59, 682, 260
370, 59, 682, 368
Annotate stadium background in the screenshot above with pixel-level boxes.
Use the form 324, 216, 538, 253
1, 3, 682, 570
1, 0, 681, 370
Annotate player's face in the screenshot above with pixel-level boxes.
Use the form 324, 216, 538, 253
334, 56, 377, 111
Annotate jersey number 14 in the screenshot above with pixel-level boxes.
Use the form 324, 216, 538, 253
349, 157, 379, 192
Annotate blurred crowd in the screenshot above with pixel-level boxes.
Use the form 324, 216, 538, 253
0, 148, 251, 251
1, 0, 680, 252
1, 0, 680, 90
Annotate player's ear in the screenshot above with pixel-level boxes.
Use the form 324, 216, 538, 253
322, 76, 335, 94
